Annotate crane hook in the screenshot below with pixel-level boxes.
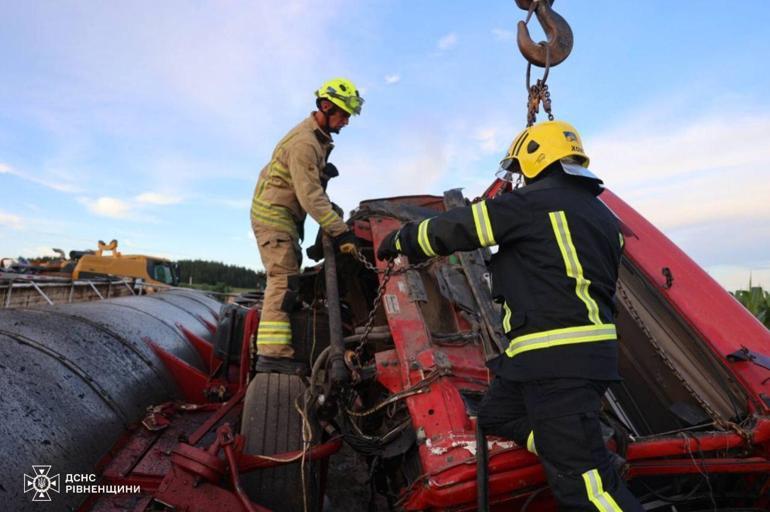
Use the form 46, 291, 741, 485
515, 0, 573, 68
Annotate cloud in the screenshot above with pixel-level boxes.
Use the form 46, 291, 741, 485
617, 172, 770, 232
330, 132, 448, 215
384, 74, 401, 85
591, 111, 770, 232
143, 153, 254, 187
592, 114, 770, 190
0, 162, 83, 193
79, 196, 134, 219
5, 2, 348, 123
492, 28, 515, 42
474, 127, 505, 154
28, 246, 61, 258
135, 192, 183, 205
0, 211, 23, 229
45, 180, 82, 193
78, 192, 183, 221
437, 33, 458, 51
333, 114, 518, 211
0, 0, 356, 191
587, 106, 770, 289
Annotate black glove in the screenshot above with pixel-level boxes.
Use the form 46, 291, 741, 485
334, 230, 359, 258
323, 162, 339, 179
377, 229, 401, 261
321, 163, 339, 190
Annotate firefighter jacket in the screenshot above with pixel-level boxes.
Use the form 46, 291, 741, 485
390, 172, 624, 381
251, 114, 348, 240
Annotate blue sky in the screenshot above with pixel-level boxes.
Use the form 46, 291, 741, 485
1, 1, 769, 291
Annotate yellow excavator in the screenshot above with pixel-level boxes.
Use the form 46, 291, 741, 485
71, 239, 179, 286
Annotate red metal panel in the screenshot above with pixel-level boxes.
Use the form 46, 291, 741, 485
240, 308, 259, 389
145, 337, 210, 403
374, 349, 402, 393
178, 322, 217, 371
197, 314, 218, 336
369, 215, 492, 479
402, 461, 550, 510
153, 464, 270, 512
187, 389, 246, 446
602, 189, 770, 410
626, 418, 770, 461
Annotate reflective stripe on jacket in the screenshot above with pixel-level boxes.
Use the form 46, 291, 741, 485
393, 172, 623, 381
251, 114, 348, 239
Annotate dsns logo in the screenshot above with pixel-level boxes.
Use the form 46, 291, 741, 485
24, 465, 60, 502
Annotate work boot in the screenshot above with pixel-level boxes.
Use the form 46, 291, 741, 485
254, 356, 308, 376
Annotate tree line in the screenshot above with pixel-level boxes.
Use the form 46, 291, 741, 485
177, 259, 265, 290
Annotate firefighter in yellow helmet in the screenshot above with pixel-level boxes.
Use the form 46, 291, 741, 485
377, 120, 643, 510
251, 78, 364, 375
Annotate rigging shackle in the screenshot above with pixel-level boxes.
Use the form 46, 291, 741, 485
515, 0, 573, 68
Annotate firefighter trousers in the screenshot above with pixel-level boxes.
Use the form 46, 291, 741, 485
253, 225, 302, 358
478, 377, 643, 511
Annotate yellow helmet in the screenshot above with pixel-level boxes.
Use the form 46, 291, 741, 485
500, 120, 591, 179
315, 77, 364, 116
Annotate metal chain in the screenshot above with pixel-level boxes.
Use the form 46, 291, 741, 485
527, 79, 554, 127
354, 257, 395, 356
356, 251, 432, 275
616, 280, 742, 435
353, 252, 433, 355
522, 10, 554, 127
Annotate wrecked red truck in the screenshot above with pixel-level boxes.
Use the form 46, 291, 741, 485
2, 184, 770, 511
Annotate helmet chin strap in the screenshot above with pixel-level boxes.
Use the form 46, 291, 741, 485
319, 102, 344, 134
320, 109, 331, 134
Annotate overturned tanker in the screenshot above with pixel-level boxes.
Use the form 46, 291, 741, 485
2, 185, 770, 511
0, 289, 220, 510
